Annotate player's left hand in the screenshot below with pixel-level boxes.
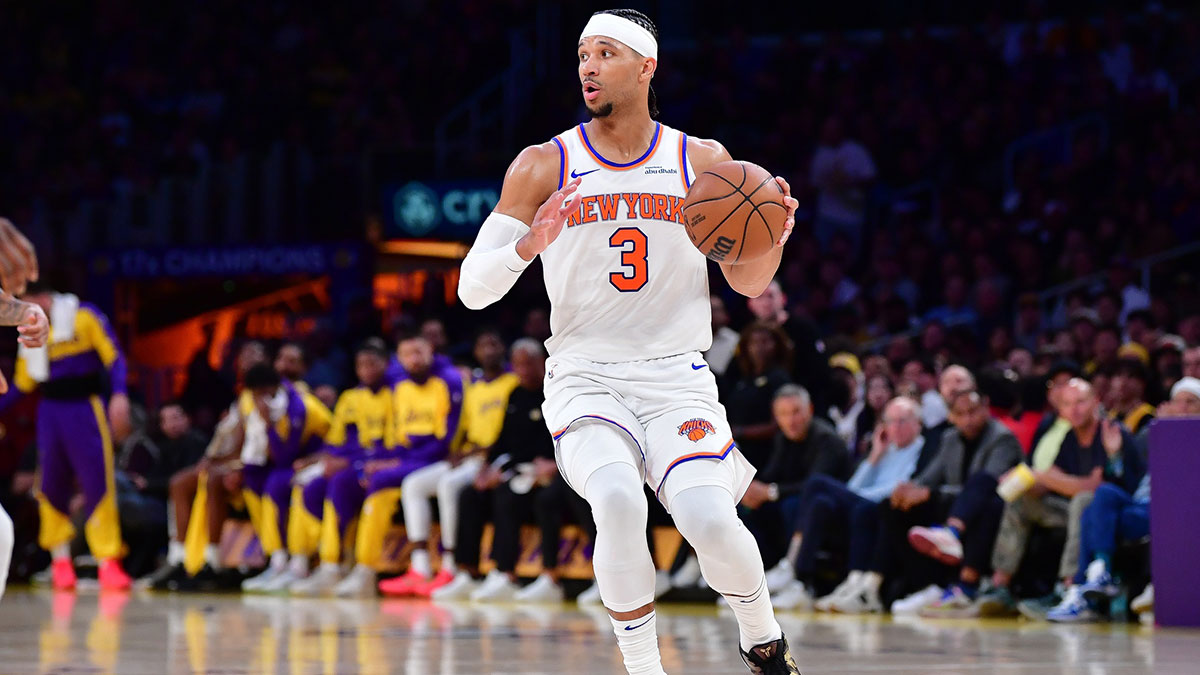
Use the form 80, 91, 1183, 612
17, 302, 48, 348
773, 176, 798, 247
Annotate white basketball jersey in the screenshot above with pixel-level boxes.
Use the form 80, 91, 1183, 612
541, 122, 711, 363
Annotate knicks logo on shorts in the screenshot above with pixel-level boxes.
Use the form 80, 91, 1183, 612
678, 418, 716, 443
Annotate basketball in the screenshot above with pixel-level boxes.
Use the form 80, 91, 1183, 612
682, 160, 787, 264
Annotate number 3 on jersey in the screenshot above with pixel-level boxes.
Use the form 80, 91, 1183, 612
608, 227, 648, 292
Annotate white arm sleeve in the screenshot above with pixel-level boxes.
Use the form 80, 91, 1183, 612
458, 212, 532, 310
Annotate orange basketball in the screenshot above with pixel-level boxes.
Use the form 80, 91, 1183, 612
682, 160, 787, 264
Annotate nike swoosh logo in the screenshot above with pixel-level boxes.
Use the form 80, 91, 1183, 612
691, 362, 707, 370
570, 168, 600, 179
624, 616, 653, 631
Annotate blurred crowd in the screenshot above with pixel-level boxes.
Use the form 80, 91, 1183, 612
2, 0, 1200, 628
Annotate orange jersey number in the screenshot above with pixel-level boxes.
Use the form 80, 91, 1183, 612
608, 227, 648, 292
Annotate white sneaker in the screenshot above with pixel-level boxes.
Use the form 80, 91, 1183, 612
470, 570, 519, 602
671, 555, 702, 588
765, 558, 795, 594
829, 586, 883, 614
261, 567, 306, 593
890, 585, 944, 615
431, 571, 478, 600
1131, 584, 1154, 614
514, 573, 564, 603
242, 565, 283, 592
770, 580, 813, 611
332, 564, 377, 598
815, 575, 861, 612
290, 563, 342, 596
908, 526, 964, 566
576, 582, 602, 606
654, 570, 671, 599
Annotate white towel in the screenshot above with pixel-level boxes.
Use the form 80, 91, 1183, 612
240, 388, 289, 466
17, 293, 79, 383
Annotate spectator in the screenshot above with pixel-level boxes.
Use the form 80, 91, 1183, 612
810, 116, 876, 255
1030, 360, 1082, 470
1183, 346, 1200, 380
704, 295, 741, 379
726, 322, 793, 469
745, 279, 829, 413
895, 391, 1023, 617
749, 385, 852, 587
771, 397, 925, 611
1107, 359, 1156, 434
1087, 324, 1122, 375
975, 379, 1144, 617
903, 357, 947, 429
855, 374, 895, 460
826, 353, 865, 450
116, 402, 207, 577
924, 275, 978, 327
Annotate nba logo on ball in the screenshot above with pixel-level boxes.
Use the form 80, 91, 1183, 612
678, 418, 716, 442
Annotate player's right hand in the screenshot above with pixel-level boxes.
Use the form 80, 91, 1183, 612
517, 177, 581, 259
0, 217, 39, 296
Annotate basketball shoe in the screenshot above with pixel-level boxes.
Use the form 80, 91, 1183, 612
98, 559, 132, 591
739, 635, 801, 674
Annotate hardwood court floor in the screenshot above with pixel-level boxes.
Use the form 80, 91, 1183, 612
0, 588, 1195, 674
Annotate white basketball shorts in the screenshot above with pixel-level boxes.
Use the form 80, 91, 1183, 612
541, 351, 756, 513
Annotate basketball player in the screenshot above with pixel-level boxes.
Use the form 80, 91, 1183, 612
458, 10, 800, 674
0, 217, 47, 603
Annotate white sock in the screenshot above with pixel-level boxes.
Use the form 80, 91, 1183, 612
441, 551, 456, 572
410, 548, 432, 578
168, 541, 186, 566
288, 555, 309, 576
610, 611, 666, 675
861, 571, 883, 594
205, 544, 223, 569
52, 544, 70, 561
269, 550, 289, 571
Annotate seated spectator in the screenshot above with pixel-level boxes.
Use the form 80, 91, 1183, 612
827, 353, 865, 450
1107, 358, 1156, 434
145, 340, 267, 590
770, 397, 925, 611
891, 391, 1023, 616
333, 332, 462, 597
387, 329, 519, 598
287, 339, 392, 596
902, 357, 946, 429
726, 321, 793, 469
1050, 377, 1200, 622
749, 385, 852, 590
704, 295, 741, 379
116, 401, 206, 577
974, 379, 1145, 617
854, 374, 895, 460
238, 364, 332, 593
1031, 361, 1081, 451
433, 341, 588, 601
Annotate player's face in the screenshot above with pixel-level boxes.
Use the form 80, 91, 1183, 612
356, 352, 386, 388
398, 338, 434, 379
274, 345, 305, 380
577, 36, 648, 118
474, 333, 505, 370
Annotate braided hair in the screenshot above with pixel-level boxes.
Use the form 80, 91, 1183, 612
594, 9, 660, 119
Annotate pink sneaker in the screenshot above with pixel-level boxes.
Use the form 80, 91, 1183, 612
378, 569, 429, 597
908, 526, 964, 566
415, 569, 455, 598
51, 558, 77, 591
98, 559, 133, 591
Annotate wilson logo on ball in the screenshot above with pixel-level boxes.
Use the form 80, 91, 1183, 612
678, 418, 716, 442
709, 236, 736, 261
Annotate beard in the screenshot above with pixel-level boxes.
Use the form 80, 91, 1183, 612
586, 101, 614, 118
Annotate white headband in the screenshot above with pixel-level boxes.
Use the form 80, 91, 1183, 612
1173, 376, 1200, 401
579, 13, 657, 61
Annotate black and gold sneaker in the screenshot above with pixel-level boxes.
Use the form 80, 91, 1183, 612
740, 635, 800, 674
